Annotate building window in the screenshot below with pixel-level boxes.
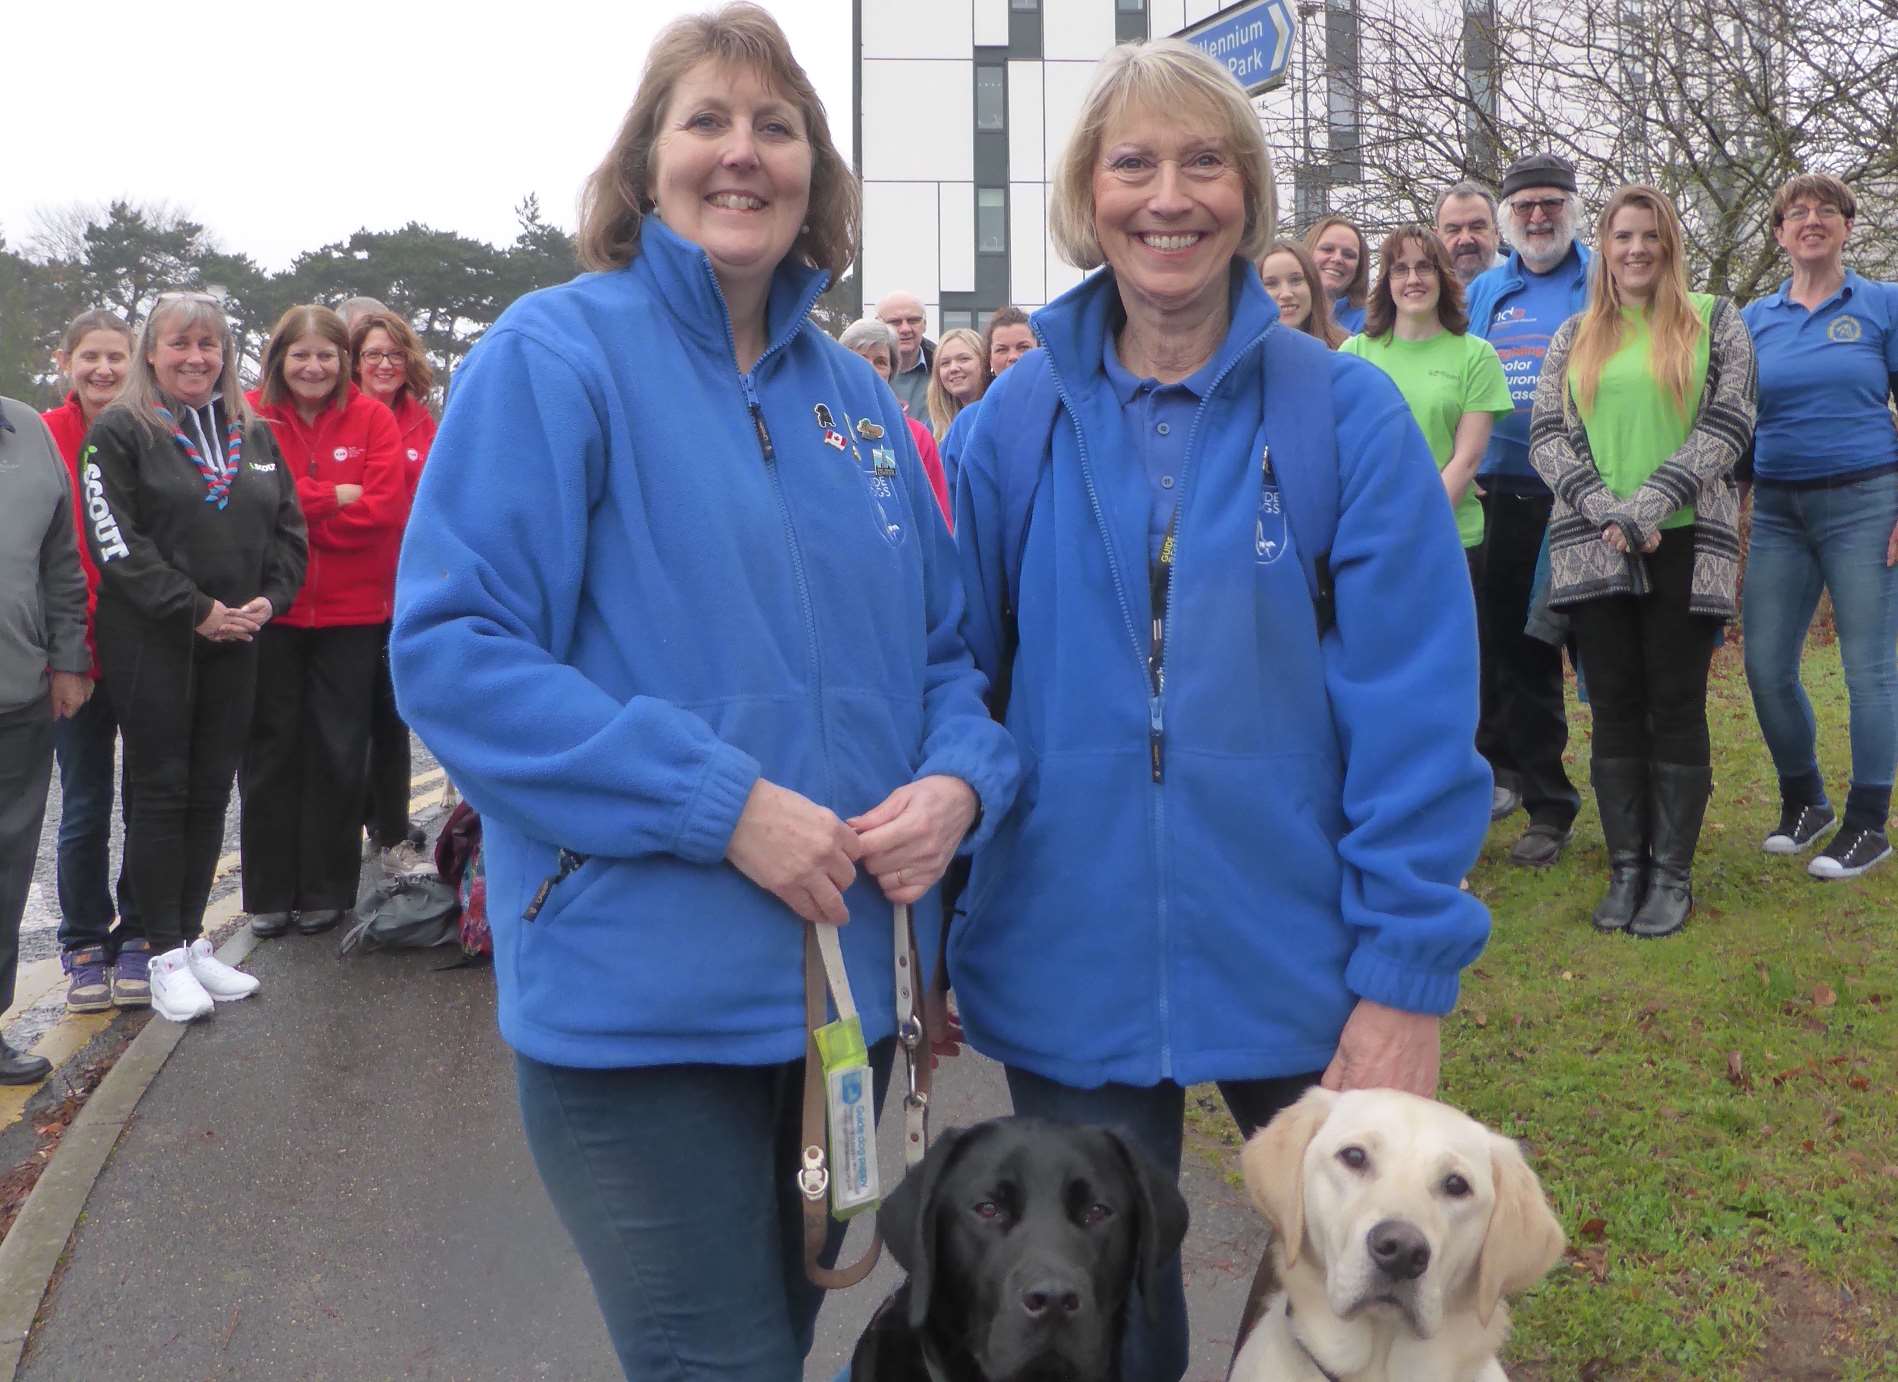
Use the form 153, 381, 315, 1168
977, 188, 1007, 255
942, 309, 975, 330
1117, 0, 1144, 9
976, 65, 1006, 132
1011, 0, 1038, 10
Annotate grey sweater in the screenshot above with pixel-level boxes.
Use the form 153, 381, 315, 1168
0, 397, 88, 712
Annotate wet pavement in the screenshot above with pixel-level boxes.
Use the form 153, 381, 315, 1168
8, 748, 1265, 1382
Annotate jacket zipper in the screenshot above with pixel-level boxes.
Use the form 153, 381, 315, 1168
525, 258, 828, 921
1031, 316, 1273, 1079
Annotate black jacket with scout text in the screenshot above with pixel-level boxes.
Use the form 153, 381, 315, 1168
80, 399, 308, 634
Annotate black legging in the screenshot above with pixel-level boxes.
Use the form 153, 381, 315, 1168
94, 611, 258, 951
1571, 526, 1722, 764
363, 622, 412, 848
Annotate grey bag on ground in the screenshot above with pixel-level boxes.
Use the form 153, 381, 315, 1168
340, 873, 462, 955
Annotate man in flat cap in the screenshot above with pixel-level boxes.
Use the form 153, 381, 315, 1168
1465, 153, 1594, 868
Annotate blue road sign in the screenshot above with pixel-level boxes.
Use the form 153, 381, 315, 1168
1178, 0, 1296, 95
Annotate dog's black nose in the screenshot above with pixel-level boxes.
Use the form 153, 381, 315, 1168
1367, 1219, 1431, 1281
1020, 1279, 1085, 1321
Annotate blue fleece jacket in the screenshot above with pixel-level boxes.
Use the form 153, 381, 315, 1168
952, 261, 1491, 1089
1468, 242, 1595, 489
390, 219, 1020, 1070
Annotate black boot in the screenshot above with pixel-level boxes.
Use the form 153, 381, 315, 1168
0, 1039, 51, 1085
1590, 758, 1648, 931
1630, 763, 1713, 939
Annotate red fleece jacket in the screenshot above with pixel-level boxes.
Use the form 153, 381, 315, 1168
380, 389, 438, 503
40, 394, 102, 676
245, 386, 408, 627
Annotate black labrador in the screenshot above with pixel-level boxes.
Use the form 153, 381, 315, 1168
849, 1116, 1190, 1382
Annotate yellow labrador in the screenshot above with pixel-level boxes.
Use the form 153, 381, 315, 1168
1228, 1088, 1565, 1382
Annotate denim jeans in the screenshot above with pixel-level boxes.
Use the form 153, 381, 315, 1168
1743, 472, 1898, 799
51, 679, 135, 951
516, 1042, 891, 1382
1002, 1066, 1322, 1382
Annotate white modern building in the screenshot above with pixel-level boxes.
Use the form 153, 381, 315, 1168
853, 0, 1265, 334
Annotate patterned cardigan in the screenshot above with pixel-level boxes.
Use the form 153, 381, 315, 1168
1528, 297, 1757, 618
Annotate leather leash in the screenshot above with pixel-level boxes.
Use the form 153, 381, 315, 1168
800, 902, 932, 1289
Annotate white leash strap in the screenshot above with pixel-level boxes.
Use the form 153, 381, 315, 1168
816, 904, 927, 1171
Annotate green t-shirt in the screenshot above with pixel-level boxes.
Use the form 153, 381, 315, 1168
1341, 329, 1513, 547
1571, 292, 1715, 530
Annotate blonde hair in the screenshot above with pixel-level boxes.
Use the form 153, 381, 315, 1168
927, 328, 989, 439
1564, 185, 1703, 421
1047, 38, 1276, 271
576, 2, 857, 279
260, 306, 352, 414
116, 293, 251, 441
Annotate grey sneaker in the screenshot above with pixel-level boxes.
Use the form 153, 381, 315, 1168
112, 938, 153, 1008
1763, 801, 1834, 855
1508, 822, 1573, 868
1808, 828, 1891, 880
62, 946, 113, 1014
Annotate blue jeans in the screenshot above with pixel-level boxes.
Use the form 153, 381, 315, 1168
1743, 472, 1898, 799
51, 679, 135, 952
1003, 1066, 1321, 1382
516, 1042, 891, 1381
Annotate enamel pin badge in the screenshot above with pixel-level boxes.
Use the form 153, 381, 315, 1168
854, 418, 885, 441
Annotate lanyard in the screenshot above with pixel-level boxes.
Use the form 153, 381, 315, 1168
1145, 504, 1181, 781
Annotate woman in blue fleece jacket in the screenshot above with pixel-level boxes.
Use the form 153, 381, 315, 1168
952, 41, 1491, 1380
388, 7, 1017, 1378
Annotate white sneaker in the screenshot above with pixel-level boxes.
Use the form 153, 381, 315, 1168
149, 947, 216, 1022
186, 938, 260, 1002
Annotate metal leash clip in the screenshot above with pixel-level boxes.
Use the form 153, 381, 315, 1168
798, 1144, 829, 1201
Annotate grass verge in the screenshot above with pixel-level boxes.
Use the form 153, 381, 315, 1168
1190, 637, 1898, 1380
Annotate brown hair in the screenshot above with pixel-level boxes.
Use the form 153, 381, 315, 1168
1362, 227, 1468, 339
1258, 239, 1346, 348
260, 306, 352, 413
926, 328, 990, 440
576, 2, 857, 279
116, 293, 252, 441
58, 309, 134, 360
349, 311, 436, 406
982, 305, 1032, 360
1565, 185, 1703, 420
1304, 215, 1370, 310
1770, 173, 1856, 229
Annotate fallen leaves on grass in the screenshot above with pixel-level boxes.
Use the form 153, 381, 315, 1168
1727, 1051, 1748, 1087
1811, 983, 1837, 1008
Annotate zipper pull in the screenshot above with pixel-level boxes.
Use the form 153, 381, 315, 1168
1260, 444, 1273, 482
1149, 696, 1165, 783
750, 401, 775, 461
522, 848, 588, 922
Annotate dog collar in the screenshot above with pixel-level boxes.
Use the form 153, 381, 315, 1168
1284, 1302, 1345, 1382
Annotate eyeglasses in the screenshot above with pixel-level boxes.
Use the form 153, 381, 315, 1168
1101, 149, 1235, 187
1781, 205, 1846, 224
1389, 262, 1439, 280
153, 290, 221, 307
360, 350, 408, 367
1509, 197, 1568, 220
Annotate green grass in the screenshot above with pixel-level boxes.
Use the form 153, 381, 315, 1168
1191, 637, 1898, 1380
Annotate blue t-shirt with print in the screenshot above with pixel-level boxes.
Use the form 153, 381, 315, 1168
1477, 267, 1579, 488
1743, 271, 1898, 482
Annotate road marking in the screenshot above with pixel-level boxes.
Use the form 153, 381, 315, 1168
0, 768, 450, 1134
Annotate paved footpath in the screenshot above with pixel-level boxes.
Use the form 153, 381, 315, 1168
7, 810, 1265, 1381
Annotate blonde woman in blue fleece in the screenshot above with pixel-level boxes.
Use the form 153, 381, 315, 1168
953, 40, 1491, 1381
388, 7, 1017, 1378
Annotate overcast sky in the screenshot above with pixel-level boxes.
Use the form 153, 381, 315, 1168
0, 0, 851, 270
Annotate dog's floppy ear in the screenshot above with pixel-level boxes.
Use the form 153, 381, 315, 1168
879, 1123, 979, 1330
1101, 1129, 1190, 1324
1474, 1133, 1566, 1327
1239, 1087, 1336, 1269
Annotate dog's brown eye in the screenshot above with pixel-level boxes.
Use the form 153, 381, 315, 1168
1337, 1145, 1368, 1171
1083, 1203, 1115, 1225
1444, 1174, 1472, 1198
